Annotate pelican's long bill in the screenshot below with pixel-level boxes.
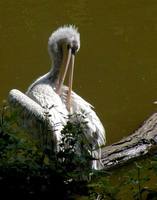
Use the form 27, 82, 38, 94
67, 54, 75, 112
56, 48, 75, 112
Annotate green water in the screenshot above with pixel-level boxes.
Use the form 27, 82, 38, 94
1, 0, 157, 146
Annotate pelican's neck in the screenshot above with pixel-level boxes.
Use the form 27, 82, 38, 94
26, 44, 64, 93
48, 44, 63, 85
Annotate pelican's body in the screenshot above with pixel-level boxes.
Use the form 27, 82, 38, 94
9, 25, 106, 170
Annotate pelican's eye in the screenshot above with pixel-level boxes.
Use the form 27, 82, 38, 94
71, 41, 78, 55
67, 42, 78, 54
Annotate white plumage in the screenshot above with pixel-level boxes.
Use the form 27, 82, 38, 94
9, 25, 106, 170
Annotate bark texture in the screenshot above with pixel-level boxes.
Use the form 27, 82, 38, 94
101, 113, 157, 170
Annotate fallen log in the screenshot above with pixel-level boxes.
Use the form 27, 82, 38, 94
101, 113, 157, 170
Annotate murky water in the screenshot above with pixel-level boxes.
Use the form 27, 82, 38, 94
1, 0, 157, 145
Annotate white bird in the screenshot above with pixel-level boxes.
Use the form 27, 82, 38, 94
8, 25, 106, 170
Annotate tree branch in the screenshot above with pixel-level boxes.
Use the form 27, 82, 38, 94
101, 113, 157, 170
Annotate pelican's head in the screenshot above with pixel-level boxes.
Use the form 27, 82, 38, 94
48, 25, 80, 112
48, 25, 80, 58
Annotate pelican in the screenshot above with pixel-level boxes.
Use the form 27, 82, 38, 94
8, 25, 106, 170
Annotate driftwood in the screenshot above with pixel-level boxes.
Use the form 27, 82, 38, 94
8, 90, 157, 171
101, 113, 157, 170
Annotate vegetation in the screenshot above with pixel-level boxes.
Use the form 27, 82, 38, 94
0, 103, 157, 200
0, 103, 93, 199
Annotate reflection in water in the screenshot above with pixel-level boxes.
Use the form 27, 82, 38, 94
1, 1, 157, 146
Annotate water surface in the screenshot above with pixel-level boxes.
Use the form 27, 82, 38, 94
1, 0, 157, 145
